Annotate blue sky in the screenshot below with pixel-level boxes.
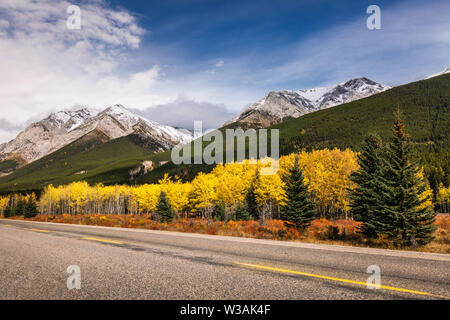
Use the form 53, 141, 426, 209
107, 0, 449, 86
0, 0, 449, 140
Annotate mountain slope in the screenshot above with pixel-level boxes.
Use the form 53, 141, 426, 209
0, 131, 174, 192
0, 108, 95, 165
225, 77, 390, 127
275, 73, 449, 152
0, 104, 193, 174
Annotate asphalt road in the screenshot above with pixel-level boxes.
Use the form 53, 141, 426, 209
0, 219, 449, 300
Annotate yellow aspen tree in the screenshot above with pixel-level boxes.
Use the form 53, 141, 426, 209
189, 172, 218, 218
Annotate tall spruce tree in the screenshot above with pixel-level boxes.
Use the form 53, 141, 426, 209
235, 201, 251, 221
213, 200, 226, 221
155, 191, 175, 223
245, 170, 259, 220
24, 196, 38, 218
280, 156, 316, 231
3, 198, 12, 218
381, 110, 437, 246
349, 134, 389, 238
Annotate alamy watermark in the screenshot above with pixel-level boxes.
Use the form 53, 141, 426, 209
66, 5, 81, 30
171, 121, 280, 175
67, 265, 81, 290
366, 265, 381, 289
366, 5, 381, 30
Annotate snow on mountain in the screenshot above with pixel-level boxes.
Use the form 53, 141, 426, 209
97, 104, 193, 146
317, 77, 390, 109
225, 77, 391, 127
425, 66, 450, 79
225, 91, 316, 127
0, 104, 194, 169
41, 108, 95, 132
295, 85, 335, 104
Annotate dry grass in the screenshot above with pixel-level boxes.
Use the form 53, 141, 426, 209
7, 213, 450, 254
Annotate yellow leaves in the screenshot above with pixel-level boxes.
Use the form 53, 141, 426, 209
279, 148, 358, 212
212, 162, 257, 205
189, 172, 218, 211
253, 174, 285, 206
158, 174, 191, 212
36, 148, 362, 216
415, 167, 434, 211
437, 183, 450, 202
68, 181, 90, 209
131, 184, 160, 212
0, 196, 8, 211
418, 188, 433, 210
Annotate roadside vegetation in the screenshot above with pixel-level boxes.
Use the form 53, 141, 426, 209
5, 214, 449, 254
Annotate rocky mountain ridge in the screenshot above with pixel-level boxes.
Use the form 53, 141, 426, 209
224, 77, 391, 127
0, 105, 193, 172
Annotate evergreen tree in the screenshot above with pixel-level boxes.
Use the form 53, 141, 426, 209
381, 110, 437, 246
4, 196, 14, 218
245, 170, 259, 220
213, 200, 226, 221
14, 198, 26, 216
349, 134, 390, 238
235, 201, 251, 221
3, 204, 11, 218
280, 156, 316, 231
24, 196, 38, 218
155, 191, 174, 223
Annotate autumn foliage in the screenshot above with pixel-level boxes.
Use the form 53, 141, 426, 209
32, 149, 360, 219
0, 148, 438, 221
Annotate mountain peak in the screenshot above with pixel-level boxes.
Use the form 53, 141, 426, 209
343, 77, 377, 86
43, 108, 95, 132
105, 104, 128, 111
99, 104, 141, 127
225, 76, 390, 127
46, 107, 92, 120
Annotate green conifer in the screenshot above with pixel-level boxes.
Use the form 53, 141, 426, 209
235, 201, 251, 221
24, 196, 39, 218
245, 170, 259, 220
382, 110, 437, 246
280, 156, 316, 231
213, 200, 226, 221
349, 134, 389, 238
156, 191, 175, 223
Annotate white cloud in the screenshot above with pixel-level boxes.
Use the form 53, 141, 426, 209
0, 0, 170, 142
0, 0, 253, 143
0, 118, 23, 143
132, 96, 236, 131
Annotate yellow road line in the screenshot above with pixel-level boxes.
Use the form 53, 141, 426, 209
29, 228, 51, 233
80, 237, 123, 244
235, 262, 449, 299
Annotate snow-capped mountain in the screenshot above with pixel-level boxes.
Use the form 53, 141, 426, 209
425, 66, 450, 79
0, 105, 193, 169
40, 108, 95, 133
224, 77, 390, 127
